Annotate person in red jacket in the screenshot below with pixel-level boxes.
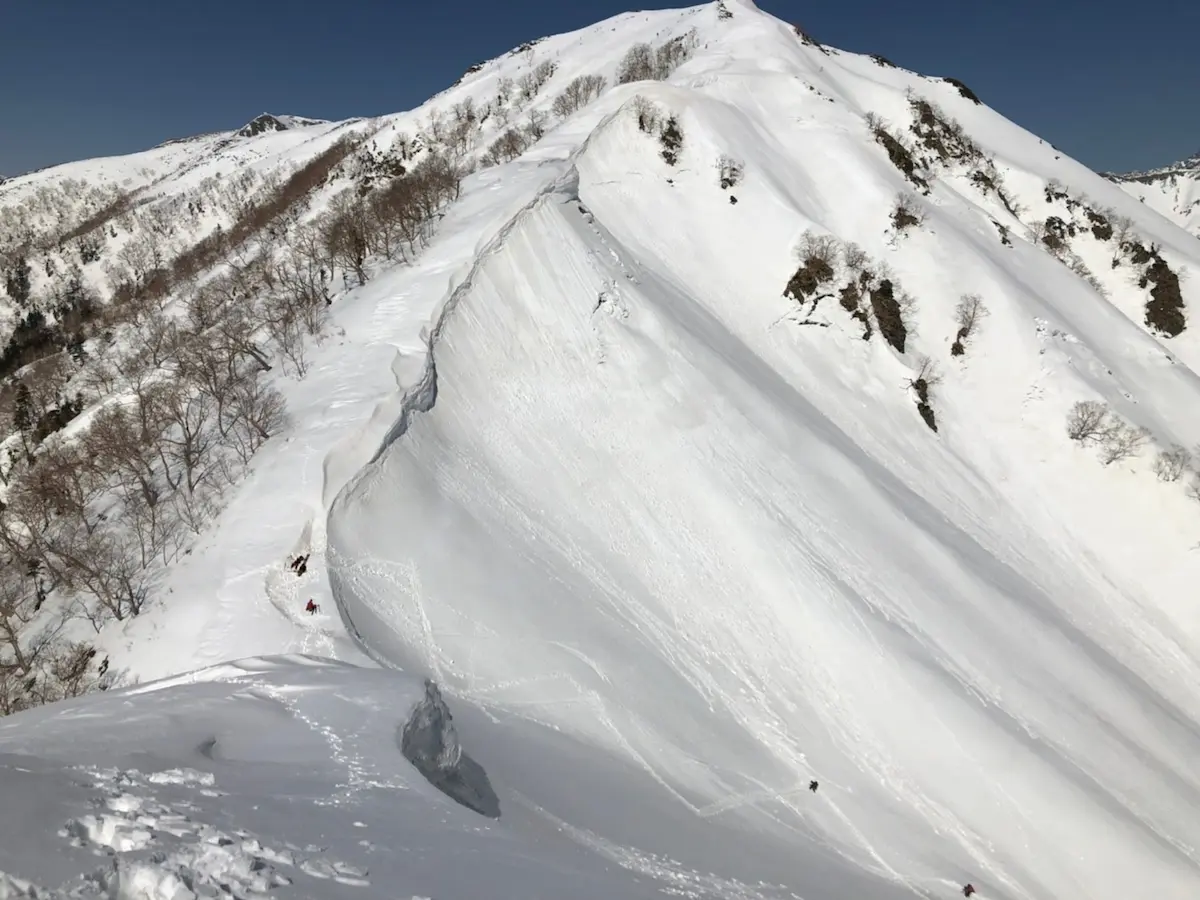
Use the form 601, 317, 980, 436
305, 599, 319, 615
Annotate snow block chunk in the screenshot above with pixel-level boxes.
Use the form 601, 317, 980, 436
399, 679, 500, 818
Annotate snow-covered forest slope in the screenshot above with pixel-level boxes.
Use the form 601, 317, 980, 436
2, 1, 1200, 899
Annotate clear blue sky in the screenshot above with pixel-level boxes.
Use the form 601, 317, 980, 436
1, 0, 1195, 178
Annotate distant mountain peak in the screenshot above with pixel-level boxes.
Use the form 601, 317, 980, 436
1103, 148, 1200, 184
235, 113, 329, 139
236, 113, 290, 138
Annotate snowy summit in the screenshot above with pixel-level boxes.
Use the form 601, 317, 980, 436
2, 2, 1200, 899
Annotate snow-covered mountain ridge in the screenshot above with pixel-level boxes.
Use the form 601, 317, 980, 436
1106, 148, 1200, 183
3, 1, 1200, 898
1105, 149, 1200, 237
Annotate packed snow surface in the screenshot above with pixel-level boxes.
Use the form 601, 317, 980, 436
0, 657, 678, 900
4, 1, 1200, 899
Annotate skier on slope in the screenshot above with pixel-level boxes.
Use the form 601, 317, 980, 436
962, 884, 976, 897
305, 599, 319, 615
808, 780, 819, 793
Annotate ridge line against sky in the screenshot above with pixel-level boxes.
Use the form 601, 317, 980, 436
0, 0, 1196, 178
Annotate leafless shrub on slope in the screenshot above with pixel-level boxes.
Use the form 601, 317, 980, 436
632, 96, 661, 133
654, 32, 697, 78
1153, 444, 1192, 482
483, 128, 531, 167
890, 192, 924, 233
616, 32, 696, 84
551, 74, 607, 118
517, 60, 558, 101
950, 294, 988, 356
785, 233, 839, 300
908, 355, 942, 432
717, 155, 744, 190
1065, 400, 1114, 444
1099, 420, 1149, 466
617, 43, 657, 84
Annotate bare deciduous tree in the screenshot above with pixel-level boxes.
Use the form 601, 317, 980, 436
795, 232, 840, 269
260, 289, 310, 377
215, 301, 274, 373
228, 375, 287, 463
1153, 444, 1191, 482
1111, 215, 1136, 265
716, 155, 744, 190
617, 43, 656, 83
1099, 420, 1149, 466
84, 399, 172, 566
50, 523, 149, 621
1065, 400, 1113, 444
322, 191, 371, 285
842, 241, 868, 275
0, 562, 52, 681
1187, 475, 1200, 504
116, 231, 161, 286
891, 192, 924, 232
951, 294, 989, 356
158, 381, 219, 496
523, 109, 548, 143
653, 32, 696, 78
272, 227, 333, 334
451, 98, 477, 126
483, 128, 530, 166
130, 311, 183, 370
632, 96, 661, 133
79, 356, 120, 400
30, 440, 105, 535
177, 334, 242, 439
551, 74, 607, 118
496, 76, 514, 106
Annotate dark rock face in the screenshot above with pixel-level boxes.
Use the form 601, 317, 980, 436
238, 114, 289, 139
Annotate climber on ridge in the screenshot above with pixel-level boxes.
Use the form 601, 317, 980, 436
962, 884, 976, 897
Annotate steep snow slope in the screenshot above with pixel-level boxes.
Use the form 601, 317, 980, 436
4, 1, 1200, 898
324, 3, 1200, 900
1107, 150, 1200, 237
99, 155, 564, 679
78, 0, 745, 681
